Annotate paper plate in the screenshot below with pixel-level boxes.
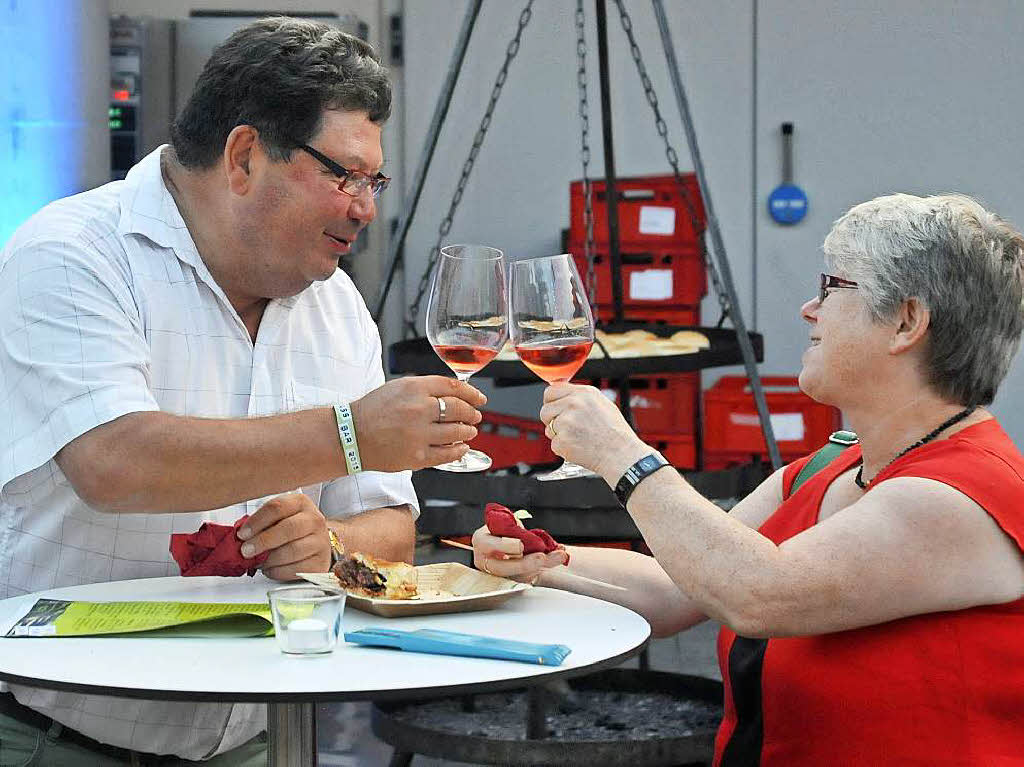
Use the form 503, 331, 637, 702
298, 562, 531, 617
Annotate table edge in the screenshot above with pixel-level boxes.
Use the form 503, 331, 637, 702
0, 637, 649, 703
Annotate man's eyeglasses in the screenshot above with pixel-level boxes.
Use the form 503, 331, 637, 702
297, 144, 391, 199
819, 273, 859, 304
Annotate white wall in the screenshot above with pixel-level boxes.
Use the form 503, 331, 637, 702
756, 0, 1024, 432
401, 0, 1024, 440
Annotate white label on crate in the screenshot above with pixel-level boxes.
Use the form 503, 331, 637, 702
629, 269, 674, 300
728, 412, 805, 441
639, 205, 676, 235
600, 388, 658, 410
771, 413, 805, 441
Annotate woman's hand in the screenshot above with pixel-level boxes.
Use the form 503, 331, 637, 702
539, 383, 650, 482
471, 525, 568, 584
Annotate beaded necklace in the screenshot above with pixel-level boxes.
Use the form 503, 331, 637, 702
854, 405, 977, 490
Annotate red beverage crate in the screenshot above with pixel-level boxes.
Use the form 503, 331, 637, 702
594, 304, 700, 325
569, 243, 707, 310
570, 174, 706, 248
575, 373, 700, 435
702, 376, 842, 468
467, 412, 556, 470
646, 433, 697, 470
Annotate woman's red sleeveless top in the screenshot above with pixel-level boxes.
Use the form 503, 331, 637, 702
714, 419, 1024, 766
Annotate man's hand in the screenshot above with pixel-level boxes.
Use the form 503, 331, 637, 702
238, 493, 330, 581
351, 376, 487, 472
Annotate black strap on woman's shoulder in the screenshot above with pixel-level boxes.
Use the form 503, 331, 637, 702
721, 431, 858, 764
786, 430, 858, 499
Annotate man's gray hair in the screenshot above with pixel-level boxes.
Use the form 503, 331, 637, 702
824, 193, 1024, 406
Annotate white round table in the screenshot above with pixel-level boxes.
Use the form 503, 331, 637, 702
0, 575, 650, 766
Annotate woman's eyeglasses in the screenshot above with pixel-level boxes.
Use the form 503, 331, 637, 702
297, 144, 391, 199
819, 273, 859, 304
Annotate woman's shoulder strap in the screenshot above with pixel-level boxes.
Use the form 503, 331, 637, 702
786, 430, 858, 498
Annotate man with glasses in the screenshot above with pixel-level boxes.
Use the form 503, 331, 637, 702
0, 17, 483, 765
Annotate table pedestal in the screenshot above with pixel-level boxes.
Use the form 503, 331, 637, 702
268, 702, 316, 767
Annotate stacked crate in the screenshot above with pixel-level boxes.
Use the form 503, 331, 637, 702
702, 376, 843, 468
568, 173, 707, 325
568, 174, 707, 468
467, 412, 557, 470
577, 375, 700, 469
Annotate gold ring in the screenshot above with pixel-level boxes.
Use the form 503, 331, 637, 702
549, 418, 558, 437
436, 396, 447, 423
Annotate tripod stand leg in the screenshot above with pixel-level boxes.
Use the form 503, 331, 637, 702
650, 0, 782, 469
372, 0, 484, 324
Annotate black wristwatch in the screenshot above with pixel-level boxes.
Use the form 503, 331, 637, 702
614, 451, 671, 507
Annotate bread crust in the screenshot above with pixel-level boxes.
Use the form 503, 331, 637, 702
332, 552, 418, 600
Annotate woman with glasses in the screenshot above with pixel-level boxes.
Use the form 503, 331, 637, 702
473, 193, 1024, 766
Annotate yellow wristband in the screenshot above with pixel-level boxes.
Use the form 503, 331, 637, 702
333, 403, 363, 474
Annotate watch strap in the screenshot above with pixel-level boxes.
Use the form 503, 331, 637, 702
614, 451, 671, 507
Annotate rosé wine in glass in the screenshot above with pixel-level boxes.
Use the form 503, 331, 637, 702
514, 338, 594, 384
432, 344, 501, 377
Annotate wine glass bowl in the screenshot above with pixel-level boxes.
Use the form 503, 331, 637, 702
513, 320, 594, 383
510, 254, 596, 481
426, 244, 508, 472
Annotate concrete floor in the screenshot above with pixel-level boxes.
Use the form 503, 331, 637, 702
316, 539, 722, 767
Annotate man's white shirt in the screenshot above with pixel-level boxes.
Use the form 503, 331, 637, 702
0, 146, 417, 759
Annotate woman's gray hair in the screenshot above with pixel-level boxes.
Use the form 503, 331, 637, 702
824, 193, 1024, 406
171, 16, 391, 169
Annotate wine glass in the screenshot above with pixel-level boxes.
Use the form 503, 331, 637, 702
425, 244, 508, 472
510, 253, 596, 481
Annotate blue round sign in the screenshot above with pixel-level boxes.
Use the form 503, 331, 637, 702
768, 184, 808, 225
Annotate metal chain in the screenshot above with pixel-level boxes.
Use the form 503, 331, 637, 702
575, 0, 597, 309
613, 0, 732, 326
405, 0, 536, 336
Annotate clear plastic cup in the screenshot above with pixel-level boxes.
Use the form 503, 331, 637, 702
267, 585, 346, 655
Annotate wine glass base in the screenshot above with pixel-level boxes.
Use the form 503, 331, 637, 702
432, 448, 492, 473
535, 461, 597, 481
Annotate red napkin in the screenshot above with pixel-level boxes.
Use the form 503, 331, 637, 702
169, 515, 268, 577
485, 503, 567, 562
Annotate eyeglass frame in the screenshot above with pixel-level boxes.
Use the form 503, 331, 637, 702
819, 273, 859, 304
296, 144, 391, 199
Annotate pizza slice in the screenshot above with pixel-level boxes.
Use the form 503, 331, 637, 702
331, 552, 418, 600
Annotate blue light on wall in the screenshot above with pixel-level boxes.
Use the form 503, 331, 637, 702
0, 0, 96, 248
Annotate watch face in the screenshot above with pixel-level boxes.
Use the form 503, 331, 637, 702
638, 455, 660, 472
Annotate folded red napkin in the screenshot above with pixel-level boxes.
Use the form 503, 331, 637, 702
169, 516, 269, 577
484, 503, 567, 562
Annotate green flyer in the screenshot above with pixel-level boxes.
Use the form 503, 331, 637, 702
5, 599, 274, 638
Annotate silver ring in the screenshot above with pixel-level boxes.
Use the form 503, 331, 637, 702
479, 560, 490, 575
436, 396, 447, 423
